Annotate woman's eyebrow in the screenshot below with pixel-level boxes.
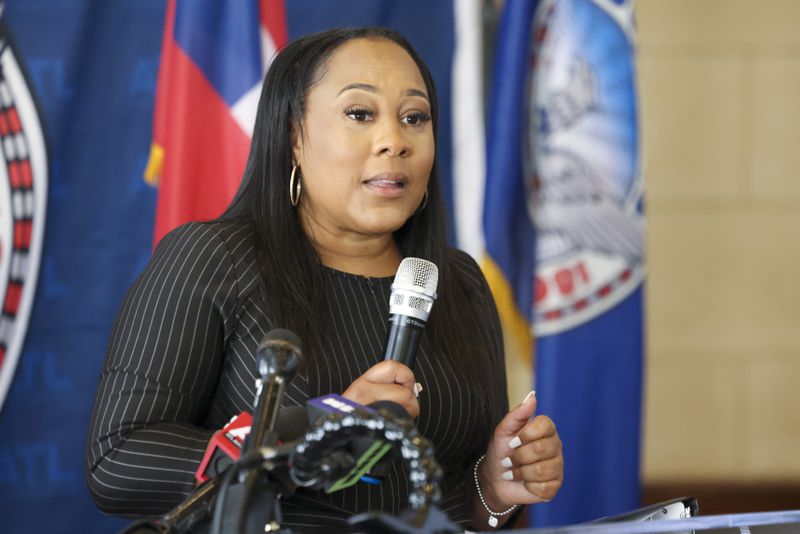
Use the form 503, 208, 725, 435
337, 83, 429, 101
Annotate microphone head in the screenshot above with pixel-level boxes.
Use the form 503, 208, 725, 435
394, 257, 438, 298
257, 328, 303, 380
262, 328, 302, 348
390, 258, 438, 321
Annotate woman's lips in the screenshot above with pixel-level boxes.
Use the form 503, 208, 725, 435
363, 173, 408, 198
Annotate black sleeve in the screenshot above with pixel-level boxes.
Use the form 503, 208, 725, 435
439, 250, 513, 526
85, 223, 240, 516
454, 251, 527, 530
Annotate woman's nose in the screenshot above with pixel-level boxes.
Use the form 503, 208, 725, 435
374, 119, 410, 157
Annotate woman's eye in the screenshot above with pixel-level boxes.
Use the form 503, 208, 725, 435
402, 112, 432, 126
345, 108, 372, 122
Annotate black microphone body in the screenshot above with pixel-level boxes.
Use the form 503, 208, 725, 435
383, 315, 426, 368
382, 258, 439, 369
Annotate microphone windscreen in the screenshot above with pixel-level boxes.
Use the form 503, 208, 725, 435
261, 328, 303, 351
255, 328, 303, 383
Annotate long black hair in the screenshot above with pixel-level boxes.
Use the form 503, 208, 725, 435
221, 27, 504, 426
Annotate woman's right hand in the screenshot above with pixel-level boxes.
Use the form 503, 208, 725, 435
341, 360, 420, 418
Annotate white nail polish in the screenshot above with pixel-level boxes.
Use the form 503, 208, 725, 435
502, 470, 514, 481
509, 436, 522, 449
413, 382, 423, 398
500, 457, 513, 468
522, 390, 536, 404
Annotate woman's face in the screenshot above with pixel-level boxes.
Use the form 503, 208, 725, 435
292, 38, 434, 241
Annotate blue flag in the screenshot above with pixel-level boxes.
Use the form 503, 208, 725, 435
482, 0, 539, 392
531, 0, 644, 526
485, 0, 644, 526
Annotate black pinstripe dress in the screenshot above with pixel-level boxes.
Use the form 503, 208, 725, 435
86, 220, 509, 531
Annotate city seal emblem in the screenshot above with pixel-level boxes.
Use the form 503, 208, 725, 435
0, 16, 48, 411
527, 0, 643, 336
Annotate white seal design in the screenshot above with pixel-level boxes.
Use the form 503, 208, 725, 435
527, 0, 643, 336
0, 18, 48, 411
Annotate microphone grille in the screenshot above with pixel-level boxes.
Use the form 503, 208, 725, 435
394, 257, 438, 298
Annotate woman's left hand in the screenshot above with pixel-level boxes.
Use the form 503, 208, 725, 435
478, 391, 563, 510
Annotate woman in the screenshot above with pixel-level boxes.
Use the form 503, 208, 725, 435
86, 27, 563, 531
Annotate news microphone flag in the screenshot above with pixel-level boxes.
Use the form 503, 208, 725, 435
144, 0, 287, 244
485, 0, 645, 526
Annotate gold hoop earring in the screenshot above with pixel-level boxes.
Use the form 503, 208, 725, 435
290, 165, 302, 207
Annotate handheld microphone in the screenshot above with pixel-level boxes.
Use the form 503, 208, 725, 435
383, 257, 439, 369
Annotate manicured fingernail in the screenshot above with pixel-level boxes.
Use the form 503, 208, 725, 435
501, 457, 513, 468
413, 382, 423, 397
509, 436, 522, 449
502, 470, 514, 481
522, 390, 536, 404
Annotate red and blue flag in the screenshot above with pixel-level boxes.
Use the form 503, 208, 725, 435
145, 0, 287, 244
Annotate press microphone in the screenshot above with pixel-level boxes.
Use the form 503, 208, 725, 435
195, 406, 307, 485
383, 257, 439, 369
211, 329, 303, 534
126, 332, 305, 534
196, 411, 253, 485
291, 394, 413, 492
244, 329, 302, 452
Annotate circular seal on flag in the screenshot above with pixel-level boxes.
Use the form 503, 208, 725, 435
526, 0, 643, 336
0, 19, 48, 411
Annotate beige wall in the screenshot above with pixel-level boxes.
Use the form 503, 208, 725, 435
636, 0, 800, 482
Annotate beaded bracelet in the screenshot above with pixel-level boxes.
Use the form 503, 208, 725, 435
473, 454, 518, 528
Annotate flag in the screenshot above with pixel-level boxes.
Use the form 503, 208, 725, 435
483, 0, 644, 526
145, 0, 288, 244
481, 0, 539, 406
530, 0, 644, 526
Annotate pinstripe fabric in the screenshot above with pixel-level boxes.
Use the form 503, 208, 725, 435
86, 220, 508, 531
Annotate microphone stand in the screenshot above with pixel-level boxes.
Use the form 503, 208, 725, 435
121, 329, 302, 534
211, 330, 302, 534
119, 477, 222, 533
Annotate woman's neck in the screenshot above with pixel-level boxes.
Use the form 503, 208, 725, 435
304, 222, 401, 278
